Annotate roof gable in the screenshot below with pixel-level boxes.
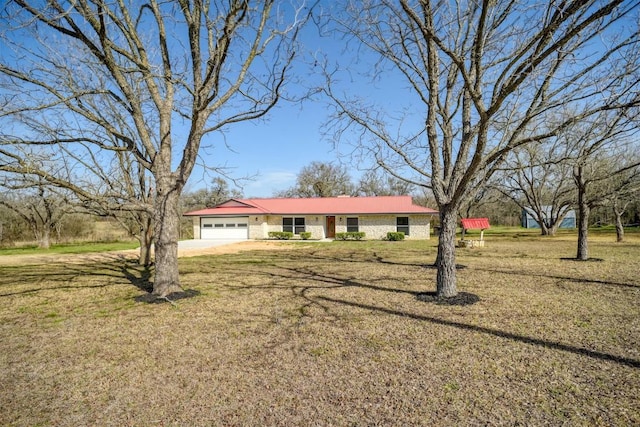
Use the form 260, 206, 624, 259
216, 199, 257, 208
183, 198, 265, 216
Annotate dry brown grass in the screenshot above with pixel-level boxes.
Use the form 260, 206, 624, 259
1, 234, 639, 426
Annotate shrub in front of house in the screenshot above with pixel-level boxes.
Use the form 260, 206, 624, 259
300, 232, 312, 240
386, 231, 405, 241
268, 231, 294, 240
335, 232, 366, 241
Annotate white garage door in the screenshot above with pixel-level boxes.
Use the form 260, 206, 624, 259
200, 217, 249, 239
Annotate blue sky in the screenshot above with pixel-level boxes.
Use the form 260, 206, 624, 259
188, 96, 339, 198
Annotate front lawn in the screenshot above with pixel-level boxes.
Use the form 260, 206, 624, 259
0, 240, 139, 256
0, 237, 638, 425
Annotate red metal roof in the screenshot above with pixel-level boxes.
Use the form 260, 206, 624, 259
461, 217, 490, 230
184, 196, 438, 216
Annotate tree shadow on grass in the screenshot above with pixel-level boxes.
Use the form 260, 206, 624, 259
316, 295, 640, 369
0, 281, 120, 297
303, 249, 634, 290
219, 264, 481, 327
118, 263, 153, 293
53, 258, 159, 297
473, 266, 639, 290
272, 256, 476, 306
0, 255, 200, 304
181, 254, 637, 368
225, 264, 425, 296
216, 261, 636, 368
0, 255, 149, 297
305, 250, 469, 271
117, 262, 201, 304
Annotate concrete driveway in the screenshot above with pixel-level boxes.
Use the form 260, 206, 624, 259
178, 239, 246, 250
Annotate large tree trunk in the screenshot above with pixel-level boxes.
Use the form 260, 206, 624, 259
576, 189, 590, 261
539, 220, 558, 236
533, 213, 557, 236
32, 224, 50, 249
152, 186, 182, 297
436, 205, 458, 298
39, 228, 50, 249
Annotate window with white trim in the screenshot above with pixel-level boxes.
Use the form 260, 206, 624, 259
283, 217, 306, 234
347, 217, 359, 233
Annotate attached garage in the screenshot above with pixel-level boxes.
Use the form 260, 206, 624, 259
200, 217, 249, 240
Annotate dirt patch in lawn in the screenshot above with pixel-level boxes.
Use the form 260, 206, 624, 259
177, 240, 295, 258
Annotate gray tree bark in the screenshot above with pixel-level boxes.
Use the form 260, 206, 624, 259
576, 175, 590, 261
153, 186, 182, 296
436, 205, 459, 298
138, 215, 154, 267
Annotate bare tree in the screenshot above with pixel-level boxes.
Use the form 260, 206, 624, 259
458, 185, 518, 224
612, 194, 637, 242
275, 161, 355, 197
0, 1, 307, 296
324, 0, 640, 298
0, 176, 72, 249
498, 138, 577, 236
569, 121, 640, 260
182, 177, 243, 211
108, 151, 155, 266
0, 139, 157, 264
357, 169, 415, 196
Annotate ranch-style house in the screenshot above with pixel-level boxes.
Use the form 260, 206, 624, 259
184, 195, 439, 240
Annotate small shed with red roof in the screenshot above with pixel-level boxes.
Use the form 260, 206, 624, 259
184, 195, 438, 240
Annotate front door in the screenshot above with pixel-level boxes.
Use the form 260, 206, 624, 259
326, 216, 336, 238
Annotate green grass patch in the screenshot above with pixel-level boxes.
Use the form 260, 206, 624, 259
590, 224, 640, 235
0, 240, 139, 256
462, 225, 640, 241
